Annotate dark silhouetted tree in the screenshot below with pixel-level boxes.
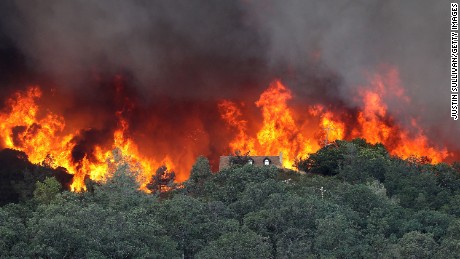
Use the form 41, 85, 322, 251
147, 165, 176, 196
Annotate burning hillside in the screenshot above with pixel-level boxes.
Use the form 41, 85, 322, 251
219, 68, 450, 169
0, 1, 458, 191
0, 67, 455, 191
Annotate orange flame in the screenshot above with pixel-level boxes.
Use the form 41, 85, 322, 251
219, 80, 319, 168
0, 86, 178, 192
220, 70, 449, 167
355, 68, 449, 163
0, 66, 453, 192
0, 86, 77, 180
218, 100, 255, 153
319, 111, 345, 145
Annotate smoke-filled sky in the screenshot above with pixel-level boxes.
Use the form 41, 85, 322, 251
0, 0, 458, 156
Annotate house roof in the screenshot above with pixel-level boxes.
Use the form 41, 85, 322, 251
218, 155, 283, 171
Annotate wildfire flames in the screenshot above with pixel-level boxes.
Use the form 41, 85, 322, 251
352, 68, 449, 163
220, 67, 449, 168
219, 80, 320, 169
0, 80, 178, 192
0, 66, 453, 191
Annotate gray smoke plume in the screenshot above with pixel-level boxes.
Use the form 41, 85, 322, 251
0, 0, 458, 153
244, 0, 454, 135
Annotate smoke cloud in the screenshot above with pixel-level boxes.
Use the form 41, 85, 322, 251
243, 0, 453, 131
0, 0, 457, 161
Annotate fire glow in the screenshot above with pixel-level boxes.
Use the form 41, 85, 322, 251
0, 67, 452, 191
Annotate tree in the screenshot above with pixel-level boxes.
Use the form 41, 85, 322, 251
338, 144, 389, 183
243, 193, 339, 257
396, 231, 438, 259
314, 213, 366, 258
434, 219, 460, 257
207, 164, 278, 204
0, 148, 72, 205
0, 149, 34, 204
295, 143, 344, 175
276, 228, 313, 258
0, 205, 28, 258
407, 210, 452, 241
185, 156, 212, 197
33, 177, 62, 204
147, 165, 176, 196
28, 198, 179, 258
92, 162, 148, 211
295, 139, 387, 176
196, 229, 272, 259
337, 183, 386, 222
156, 194, 238, 258
229, 179, 286, 223
435, 238, 460, 259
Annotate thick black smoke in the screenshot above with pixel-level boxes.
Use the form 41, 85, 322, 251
0, 0, 458, 157
0, 1, 272, 100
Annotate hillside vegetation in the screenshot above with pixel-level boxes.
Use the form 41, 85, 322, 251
1, 139, 460, 258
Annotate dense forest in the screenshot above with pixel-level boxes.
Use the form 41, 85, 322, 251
1, 139, 460, 258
